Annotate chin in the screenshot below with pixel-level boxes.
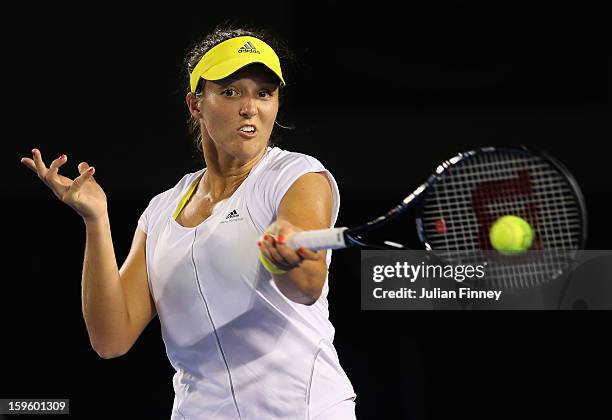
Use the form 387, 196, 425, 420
228, 138, 267, 161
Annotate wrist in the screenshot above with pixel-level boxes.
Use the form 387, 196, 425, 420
83, 213, 110, 228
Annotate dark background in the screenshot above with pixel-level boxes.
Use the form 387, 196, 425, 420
4, 1, 611, 419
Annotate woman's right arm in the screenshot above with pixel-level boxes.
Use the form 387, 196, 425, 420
21, 149, 156, 359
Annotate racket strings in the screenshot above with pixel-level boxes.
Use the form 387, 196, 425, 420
421, 150, 583, 289
483, 152, 572, 288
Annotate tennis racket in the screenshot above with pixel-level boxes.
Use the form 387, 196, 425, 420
287, 146, 588, 289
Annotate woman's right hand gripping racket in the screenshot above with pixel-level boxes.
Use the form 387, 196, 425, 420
288, 146, 587, 290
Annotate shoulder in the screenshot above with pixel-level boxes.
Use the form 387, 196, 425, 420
262, 146, 327, 172
279, 172, 333, 216
242, 147, 342, 230
252, 146, 333, 197
247, 146, 341, 226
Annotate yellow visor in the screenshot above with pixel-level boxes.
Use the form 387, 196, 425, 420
189, 36, 285, 93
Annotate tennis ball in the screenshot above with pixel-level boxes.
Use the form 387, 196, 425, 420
489, 215, 534, 255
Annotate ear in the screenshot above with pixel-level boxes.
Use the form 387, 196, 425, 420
186, 92, 202, 118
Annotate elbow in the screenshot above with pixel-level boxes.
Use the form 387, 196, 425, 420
275, 270, 325, 305
305, 285, 323, 305
279, 282, 322, 306
95, 348, 127, 359
301, 294, 320, 306
295, 284, 323, 306
91, 340, 129, 359
302, 273, 325, 305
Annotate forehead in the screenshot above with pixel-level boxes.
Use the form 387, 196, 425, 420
214, 63, 280, 86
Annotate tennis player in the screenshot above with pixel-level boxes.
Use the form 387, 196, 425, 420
20, 26, 357, 419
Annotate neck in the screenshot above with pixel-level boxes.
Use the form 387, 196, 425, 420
198, 139, 268, 201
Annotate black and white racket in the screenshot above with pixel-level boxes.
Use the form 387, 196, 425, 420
288, 146, 588, 289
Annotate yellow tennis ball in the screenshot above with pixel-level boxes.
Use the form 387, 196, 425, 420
489, 215, 534, 255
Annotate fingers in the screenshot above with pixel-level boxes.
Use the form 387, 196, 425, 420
22, 149, 69, 199
257, 233, 322, 273
21, 149, 91, 177
275, 226, 321, 262
78, 162, 90, 173
70, 165, 95, 190
22, 149, 68, 180
271, 235, 301, 265
293, 246, 319, 260
30, 148, 48, 179
276, 234, 321, 262
258, 234, 300, 270
20, 157, 36, 173
47, 153, 68, 179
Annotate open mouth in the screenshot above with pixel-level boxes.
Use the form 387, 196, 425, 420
238, 125, 257, 134
238, 125, 257, 138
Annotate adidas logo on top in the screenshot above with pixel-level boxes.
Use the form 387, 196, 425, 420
238, 41, 260, 54
225, 210, 240, 219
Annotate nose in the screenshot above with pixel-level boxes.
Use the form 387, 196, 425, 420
239, 97, 258, 119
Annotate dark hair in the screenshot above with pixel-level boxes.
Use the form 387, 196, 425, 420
183, 24, 296, 155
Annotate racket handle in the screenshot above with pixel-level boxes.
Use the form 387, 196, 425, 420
287, 227, 348, 251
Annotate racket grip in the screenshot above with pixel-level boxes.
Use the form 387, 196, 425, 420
287, 227, 348, 251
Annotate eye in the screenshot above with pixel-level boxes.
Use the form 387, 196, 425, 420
258, 90, 273, 98
222, 88, 238, 97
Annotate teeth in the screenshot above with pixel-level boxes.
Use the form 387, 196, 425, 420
240, 126, 255, 132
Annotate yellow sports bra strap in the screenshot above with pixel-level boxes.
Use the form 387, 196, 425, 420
172, 174, 203, 220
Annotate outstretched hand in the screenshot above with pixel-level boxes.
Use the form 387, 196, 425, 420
20, 148, 108, 222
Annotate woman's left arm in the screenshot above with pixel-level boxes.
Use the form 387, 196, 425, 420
258, 172, 333, 305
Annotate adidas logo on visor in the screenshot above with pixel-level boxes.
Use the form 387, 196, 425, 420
238, 41, 260, 54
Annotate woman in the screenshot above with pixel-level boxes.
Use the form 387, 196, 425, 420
20, 26, 357, 419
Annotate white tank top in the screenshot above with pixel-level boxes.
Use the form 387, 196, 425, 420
137, 146, 356, 419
